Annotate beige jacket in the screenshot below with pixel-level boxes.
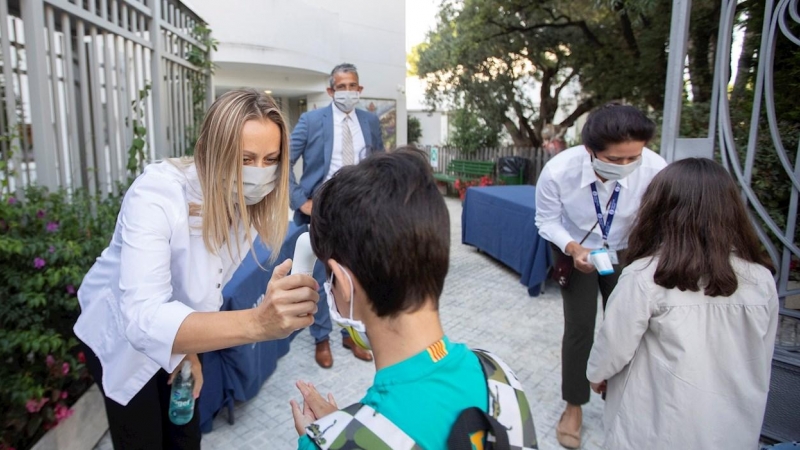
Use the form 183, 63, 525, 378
588, 256, 778, 450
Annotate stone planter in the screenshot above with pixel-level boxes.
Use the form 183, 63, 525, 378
31, 384, 108, 450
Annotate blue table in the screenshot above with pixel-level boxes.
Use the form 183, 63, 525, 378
200, 222, 306, 433
461, 186, 553, 296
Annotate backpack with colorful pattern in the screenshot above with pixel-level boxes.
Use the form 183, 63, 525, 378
305, 349, 538, 450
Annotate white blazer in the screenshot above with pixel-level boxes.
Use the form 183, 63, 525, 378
74, 160, 253, 405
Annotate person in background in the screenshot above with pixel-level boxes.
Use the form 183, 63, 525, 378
74, 89, 319, 449
587, 158, 778, 449
534, 104, 667, 448
542, 123, 567, 156
290, 148, 537, 450
288, 62, 384, 368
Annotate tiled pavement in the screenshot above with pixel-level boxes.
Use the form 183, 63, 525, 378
95, 196, 606, 450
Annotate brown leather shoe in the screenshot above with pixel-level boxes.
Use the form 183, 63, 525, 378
342, 335, 373, 362
315, 340, 333, 368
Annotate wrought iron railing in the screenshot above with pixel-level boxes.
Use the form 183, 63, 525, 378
661, 0, 799, 323
661, 0, 799, 440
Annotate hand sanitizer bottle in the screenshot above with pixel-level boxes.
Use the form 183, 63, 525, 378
168, 361, 195, 425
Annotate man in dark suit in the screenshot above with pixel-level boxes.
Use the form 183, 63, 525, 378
289, 63, 384, 368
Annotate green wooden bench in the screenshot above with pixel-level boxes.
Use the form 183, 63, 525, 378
433, 159, 495, 187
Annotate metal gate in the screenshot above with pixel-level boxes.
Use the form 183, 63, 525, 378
661, 0, 800, 442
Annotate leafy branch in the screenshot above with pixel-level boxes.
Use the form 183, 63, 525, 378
126, 83, 151, 183
185, 24, 218, 156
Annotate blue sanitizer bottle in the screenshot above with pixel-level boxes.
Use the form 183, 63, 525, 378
168, 361, 195, 425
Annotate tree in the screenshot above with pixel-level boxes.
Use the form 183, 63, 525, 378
407, 115, 423, 144
416, 0, 672, 147
447, 107, 500, 152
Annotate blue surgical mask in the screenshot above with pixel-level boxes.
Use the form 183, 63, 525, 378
323, 264, 370, 350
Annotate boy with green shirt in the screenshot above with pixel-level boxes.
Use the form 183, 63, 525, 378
290, 148, 537, 450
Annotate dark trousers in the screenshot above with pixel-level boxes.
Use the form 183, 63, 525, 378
82, 342, 201, 450
556, 248, 623, 406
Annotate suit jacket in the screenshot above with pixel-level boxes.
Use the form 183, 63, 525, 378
289, 104, 385, 224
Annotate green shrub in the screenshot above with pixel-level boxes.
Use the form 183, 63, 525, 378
0, 187, 122, 450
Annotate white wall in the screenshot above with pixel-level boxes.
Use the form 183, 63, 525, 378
189, 0, 407, 146
409, 110, 448, 146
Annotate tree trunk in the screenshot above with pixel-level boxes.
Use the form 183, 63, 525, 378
687, 0, 720, 104
732, 4, 762, 101
504, 120, 535, 147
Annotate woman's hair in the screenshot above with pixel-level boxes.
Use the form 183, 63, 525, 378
581, 103, 656, 152
193, 88, 290, 261
625, 158, 773, 297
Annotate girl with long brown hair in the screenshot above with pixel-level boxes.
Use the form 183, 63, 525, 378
587, 157, 778, 449
74, 89, 319, 448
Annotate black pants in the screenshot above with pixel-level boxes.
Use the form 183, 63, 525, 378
556, 248, 623, 406
82, 342, 201, 450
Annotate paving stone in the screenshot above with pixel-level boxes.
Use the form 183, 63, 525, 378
95, 196, 607, 449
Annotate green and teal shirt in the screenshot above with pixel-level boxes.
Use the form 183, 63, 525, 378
297, 335, 488, 450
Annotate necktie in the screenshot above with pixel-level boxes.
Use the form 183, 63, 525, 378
342, 115, 354, 166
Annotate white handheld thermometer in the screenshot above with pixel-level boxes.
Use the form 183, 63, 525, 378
290, 232, 317, 275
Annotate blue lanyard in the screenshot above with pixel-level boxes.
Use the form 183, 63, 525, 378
590, 182, 621, 244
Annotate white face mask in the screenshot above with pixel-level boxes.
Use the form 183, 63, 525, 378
323, 264, 371, 350
592, 155, 642, 181
333, 90, 360, 113
233, 165, 278, 205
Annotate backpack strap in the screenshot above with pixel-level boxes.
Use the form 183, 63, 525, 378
305, 402, 420, 450
447, 406, 510, 450
471, 349, 539, 450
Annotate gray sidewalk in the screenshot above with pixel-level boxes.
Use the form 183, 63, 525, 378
96, 196, 605, 450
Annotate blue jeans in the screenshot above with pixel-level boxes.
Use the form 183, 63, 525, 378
309, 248, 348, 344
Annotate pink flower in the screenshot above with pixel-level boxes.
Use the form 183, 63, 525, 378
54, 404, 73, 421
62, 362, 70, 375
49, 245, 56, 253
34, 257, 46, 269
36, 209, 46, 218
7, 197, 16, 205
66, 284, 76, 295
46, 221, 59, 233
25, 398, 48, 413
45, 355, 55, 367
60, 391, 68, 400
77, 351, 86, 364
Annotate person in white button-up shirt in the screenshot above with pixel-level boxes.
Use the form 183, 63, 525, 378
74, 89, 320, 449
534, 104, 666, 449
587, 158, 778, 450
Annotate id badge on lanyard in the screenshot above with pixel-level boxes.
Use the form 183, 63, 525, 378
590, 182, 621, 264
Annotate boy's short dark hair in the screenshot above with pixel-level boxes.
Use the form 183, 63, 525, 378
581, 103, 656, 152
309, 147, 450, 317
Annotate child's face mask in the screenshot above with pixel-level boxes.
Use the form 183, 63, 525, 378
323, 264, 371, 350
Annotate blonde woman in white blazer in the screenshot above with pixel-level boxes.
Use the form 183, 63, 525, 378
74, 89, 320, 449
588, 158, 778, 450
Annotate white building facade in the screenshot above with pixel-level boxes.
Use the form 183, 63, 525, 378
188, 0, 407, 148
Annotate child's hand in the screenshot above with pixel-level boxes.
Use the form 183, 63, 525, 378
290, 397, 315, 436
590, 380, 607, 394
297, 380, 338, 420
